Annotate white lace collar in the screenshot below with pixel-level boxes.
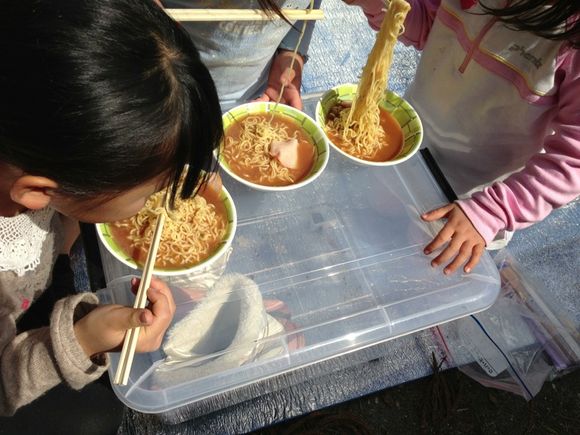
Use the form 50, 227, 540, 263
0, 208, 55, 277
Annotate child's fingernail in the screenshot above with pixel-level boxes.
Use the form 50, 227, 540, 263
465, 267, 471, 273
139, 311, 149, 325
131, 277, 138, 286
444, 268, 450, 275
424, 249, 430, 255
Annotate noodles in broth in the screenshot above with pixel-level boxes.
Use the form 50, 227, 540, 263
223, 113, 315, 186
325, 0, 410, 160
111, 186, 228, 270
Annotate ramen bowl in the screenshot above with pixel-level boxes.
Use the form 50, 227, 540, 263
315, 83, 423, 166
96, 185, 237, 281
217, 102, 329, 191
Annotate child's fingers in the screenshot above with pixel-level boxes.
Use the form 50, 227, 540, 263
280, 67, 296, 86
464, 244, 484, 273
264, 299, 285, 312
130, 276, 166, 291
254, 93, 271, 102
108, 306, 151, 331
421, 203, 455, 222
146, 285, 176, 319
265, 87, 281, 103
129, 278, 175, 316
284, 90, 303, 110
149, 276, 170, 293
424, 224, 455, 254
135, 289, 175, 352
135, 308, 153, 326
149, 277, 175, 309
430, 238, 461, 267
131, 277, 139, 293
443, 243, 473, 275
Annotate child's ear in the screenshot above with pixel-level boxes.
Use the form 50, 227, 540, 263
10, 175, 59, 210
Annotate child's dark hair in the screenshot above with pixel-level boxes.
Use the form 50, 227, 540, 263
481, 0, 580, 48
0, 0, 223, 207
257, 0, 294, 26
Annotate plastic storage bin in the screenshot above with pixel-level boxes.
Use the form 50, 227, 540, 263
97, 102, 500, 414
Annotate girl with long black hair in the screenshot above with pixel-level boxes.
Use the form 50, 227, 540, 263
0, 0, 222, 431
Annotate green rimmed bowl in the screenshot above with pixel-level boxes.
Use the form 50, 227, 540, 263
315, 83, 423, 166
96, 186, 237, 277
218, 102, 329, 191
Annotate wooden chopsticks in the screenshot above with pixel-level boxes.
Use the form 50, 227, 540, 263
113, 212, 167, 386
165, 8, 324, 22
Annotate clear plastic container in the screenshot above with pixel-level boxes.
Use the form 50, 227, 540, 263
97, 98, 500, 414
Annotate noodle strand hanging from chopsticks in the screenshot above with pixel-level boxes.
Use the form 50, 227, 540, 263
325, 0, 410, 160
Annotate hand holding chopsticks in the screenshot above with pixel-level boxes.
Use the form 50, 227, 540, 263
113, 212, 167, 385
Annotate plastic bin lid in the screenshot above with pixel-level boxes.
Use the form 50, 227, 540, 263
97, 145, 499, 414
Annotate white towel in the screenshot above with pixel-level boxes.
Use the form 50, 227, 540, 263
160, 274, 285, 379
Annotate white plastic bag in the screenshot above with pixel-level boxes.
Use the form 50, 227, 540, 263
434, 251, 580, 400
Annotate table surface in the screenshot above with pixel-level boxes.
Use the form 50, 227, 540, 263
114, 2, 579, 433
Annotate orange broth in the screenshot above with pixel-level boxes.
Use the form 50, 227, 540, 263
223, 113, 316, 186
326, 106, 403, 162
108, 187, 227, 270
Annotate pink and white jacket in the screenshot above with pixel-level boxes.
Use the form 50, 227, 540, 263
351, 0, 580, 244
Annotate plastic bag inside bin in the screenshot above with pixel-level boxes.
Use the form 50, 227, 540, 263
433, 250, 580, 400
161, 246, 232, 294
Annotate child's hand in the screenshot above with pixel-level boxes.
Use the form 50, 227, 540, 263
421, 203, 485, 275
255, 50, 303, 109
74, 277, 176, 359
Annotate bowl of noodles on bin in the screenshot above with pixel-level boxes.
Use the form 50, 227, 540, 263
96, 176, 237, 283
316, 83, 423, 166
217, 102, 329, 191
